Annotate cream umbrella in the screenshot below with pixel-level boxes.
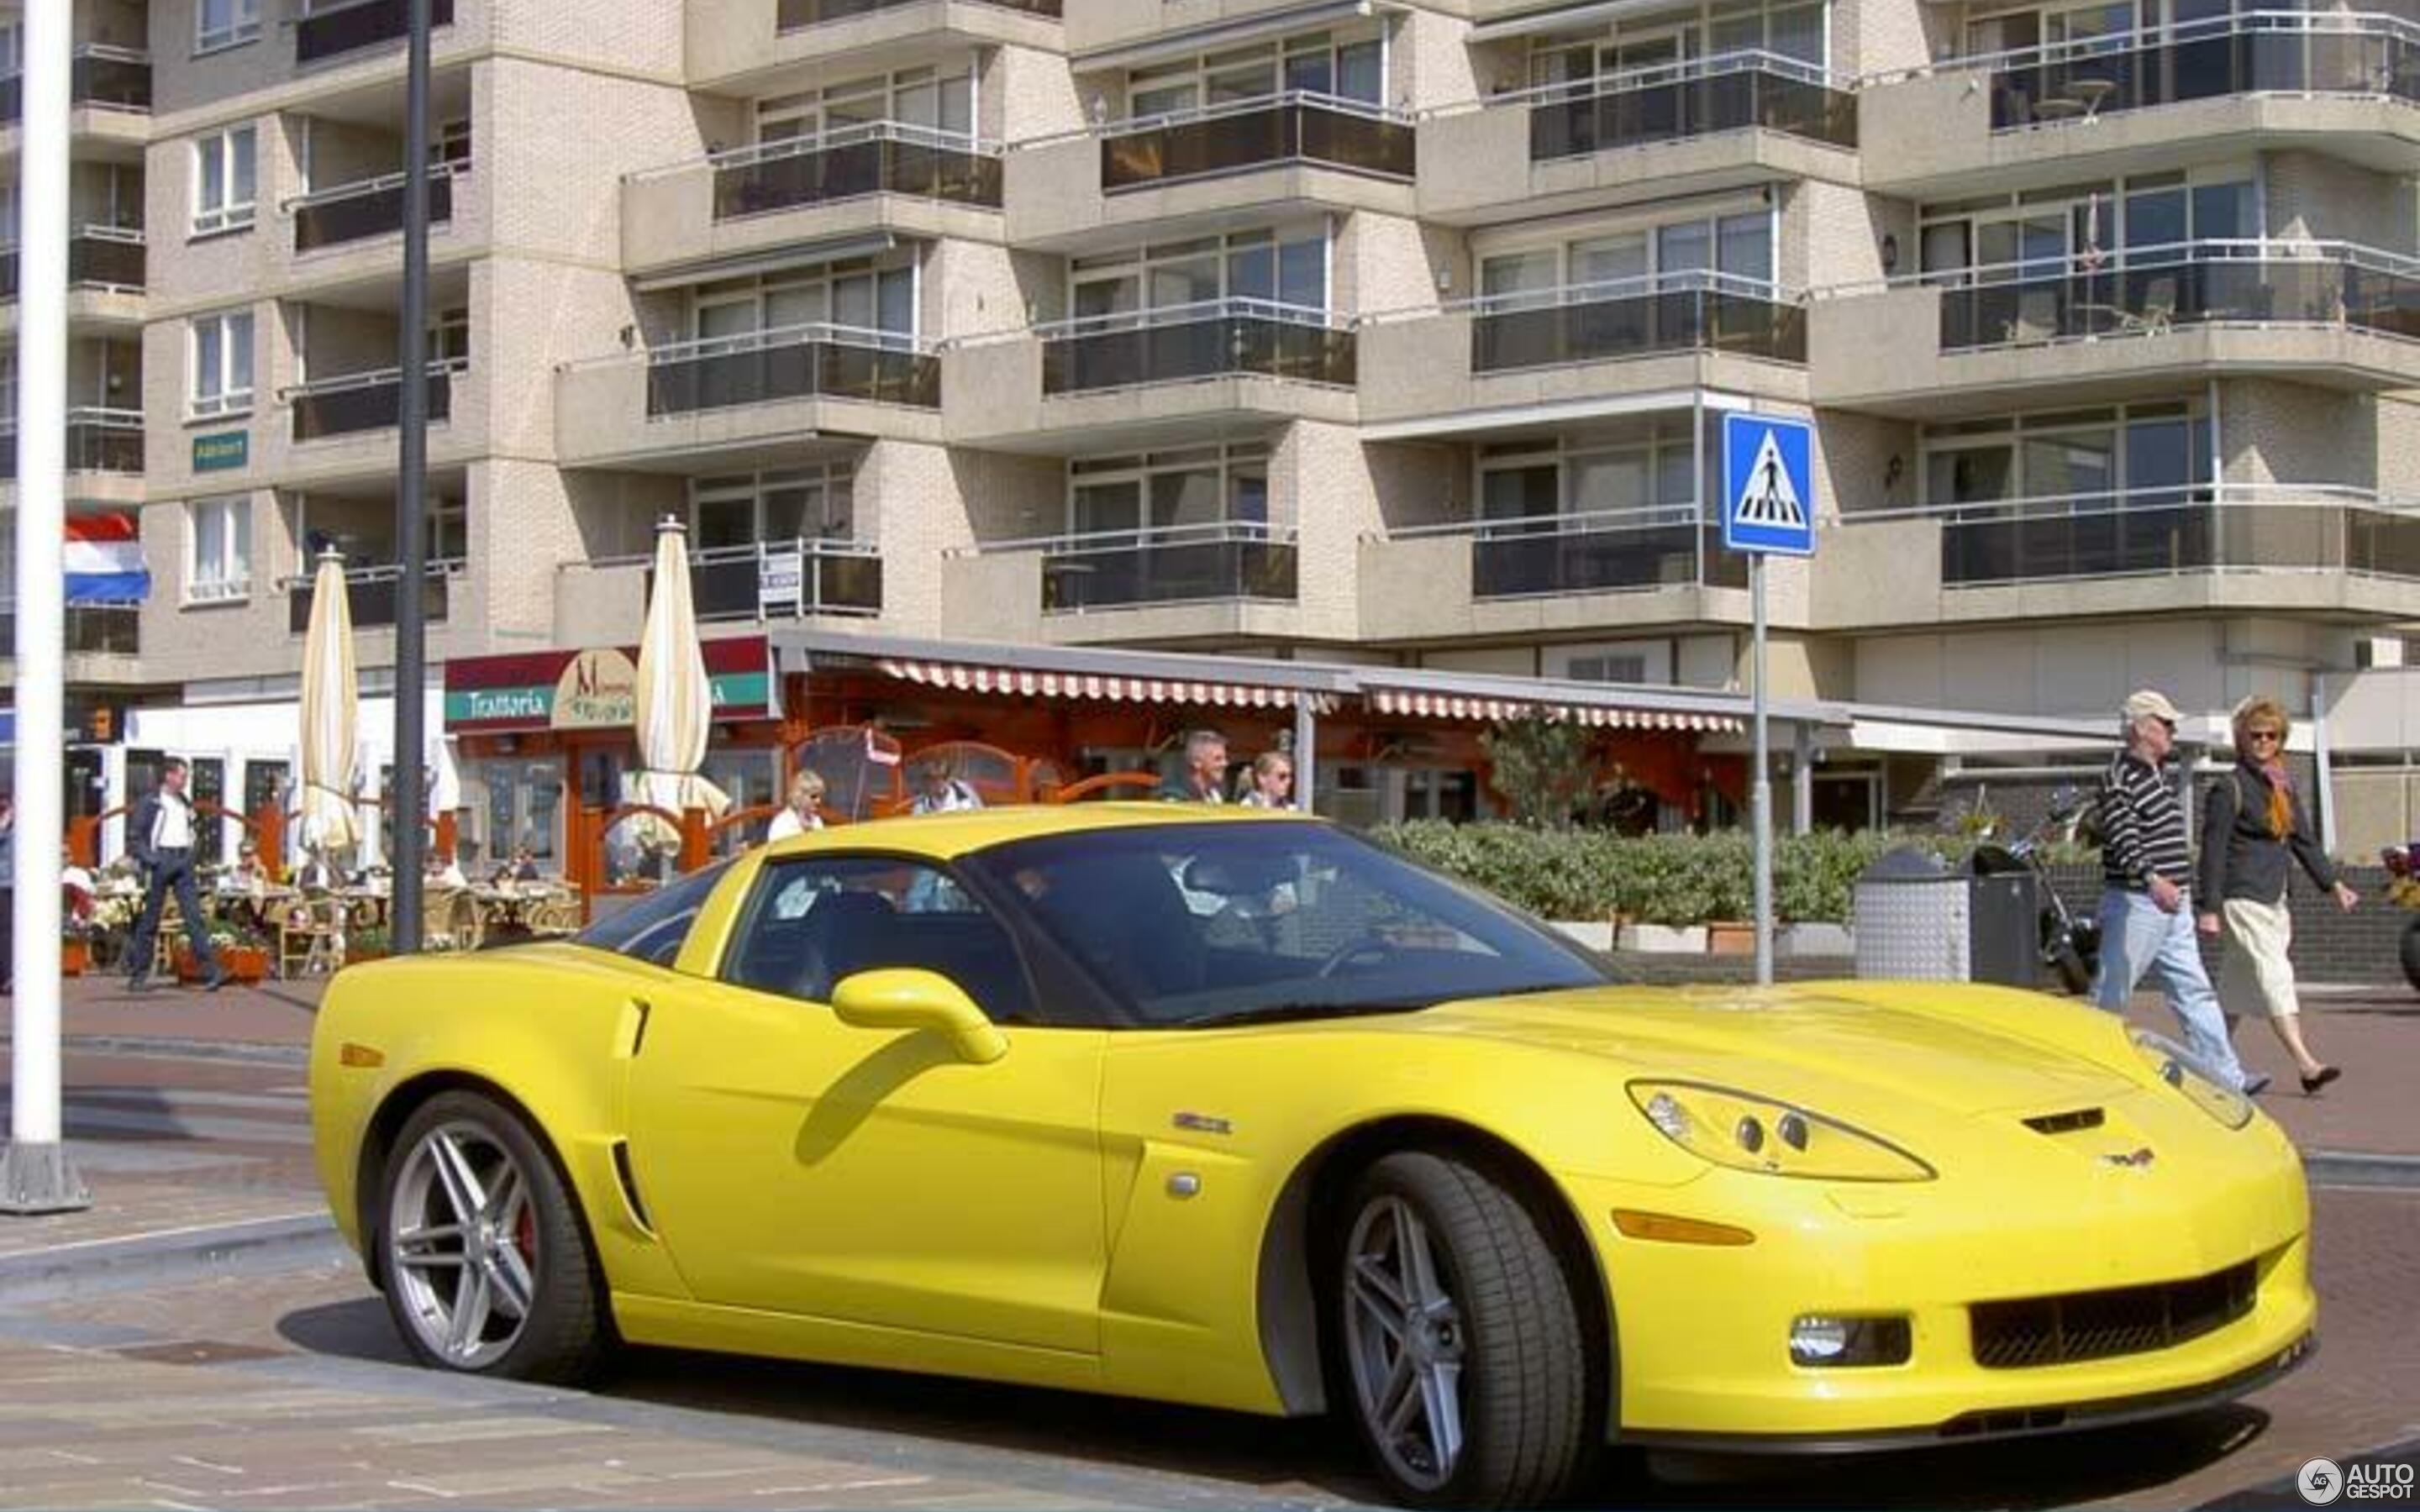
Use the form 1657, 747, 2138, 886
624, 518, 729, 853
298, 549, 360, 858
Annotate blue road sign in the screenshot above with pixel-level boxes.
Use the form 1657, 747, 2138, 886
1722, 412, 1815, 557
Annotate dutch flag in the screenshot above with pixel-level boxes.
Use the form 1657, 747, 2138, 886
64, 512, 152, 604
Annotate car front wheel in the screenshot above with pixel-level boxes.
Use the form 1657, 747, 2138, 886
380, 1091, 609, 1383
1333, 1151, 1592, 1508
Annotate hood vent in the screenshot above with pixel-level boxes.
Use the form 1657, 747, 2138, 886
2023, 1107, 2106, 1136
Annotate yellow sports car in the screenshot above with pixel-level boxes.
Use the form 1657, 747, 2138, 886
310, 806, 2313, 1507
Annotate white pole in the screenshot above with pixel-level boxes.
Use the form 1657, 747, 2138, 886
1752, 557, 1774, 987
3, 0, 92, 1214
1292, 697, 1316, 813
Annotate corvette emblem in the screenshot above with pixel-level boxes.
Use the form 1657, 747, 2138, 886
1173, 1111, 1233, 1137
2101, 1147, 2158, 1168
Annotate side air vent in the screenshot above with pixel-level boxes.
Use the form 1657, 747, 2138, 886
612, 1139, 655, 1234
2023, 1107, 2106, 1135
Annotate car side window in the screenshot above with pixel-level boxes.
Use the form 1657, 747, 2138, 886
723, 855, 1037, 1024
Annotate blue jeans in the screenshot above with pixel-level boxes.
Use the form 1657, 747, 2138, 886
127, 849, 219, 980
2091, 888, 2249, 1089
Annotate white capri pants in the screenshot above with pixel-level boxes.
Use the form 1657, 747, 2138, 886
2218, 895, 2302, 1020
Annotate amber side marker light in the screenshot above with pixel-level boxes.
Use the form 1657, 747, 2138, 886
338, 1043, 386, 1068
1612, 1209, 1756, 1246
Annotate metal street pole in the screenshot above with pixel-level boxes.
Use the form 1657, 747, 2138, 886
391, 0, 433, 953
1751, 556, 1774, 988
3, 0, 92, 1214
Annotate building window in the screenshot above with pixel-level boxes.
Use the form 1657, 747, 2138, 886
192, 127, 259, 236
188, 495, 253, 601
1918, 401, 2209, 510
197, 0, 264, 54
1476, 419, 1701, 530
689, 259, 917, 344
691, 466, 855, 547
1071, 225, 1328, 323
1916, 169, 2254, 281
755, 64, 974, 144
1477, 210, 1773, 305
1123, 26, 1386, 119
190, 310, 255, 417
1524, 0, 1825, 87
1067, 443, 1270, 535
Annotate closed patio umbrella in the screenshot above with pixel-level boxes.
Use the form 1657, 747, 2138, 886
624, 518, 729, 852
298, 549, 360, 857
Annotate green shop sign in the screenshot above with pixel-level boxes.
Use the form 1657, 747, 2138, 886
192, 430, 250, 473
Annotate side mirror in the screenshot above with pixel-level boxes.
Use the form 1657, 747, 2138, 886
831, 968, 1007, 1065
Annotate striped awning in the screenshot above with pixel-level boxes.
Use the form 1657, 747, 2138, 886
1368, 687, 1742, 733
880, 658, 1333, 712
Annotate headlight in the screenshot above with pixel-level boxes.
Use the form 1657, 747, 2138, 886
2129, 1028, 2254, 1130
1628, 1080, 1935, 1182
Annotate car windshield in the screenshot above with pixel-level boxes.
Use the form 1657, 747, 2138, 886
965, 822, 1609, 1027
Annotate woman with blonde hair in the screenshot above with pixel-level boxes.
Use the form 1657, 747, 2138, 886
765, 769, 828, 843
2196, 695, 2356, 1094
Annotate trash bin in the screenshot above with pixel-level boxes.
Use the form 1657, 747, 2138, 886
1854, 848, 1970, 981
1964, 846, 2042, 990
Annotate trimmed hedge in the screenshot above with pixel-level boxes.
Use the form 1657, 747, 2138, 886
1369, 822, 2056, 926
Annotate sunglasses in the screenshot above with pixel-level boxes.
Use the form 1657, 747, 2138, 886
2247, 729, 2283, 743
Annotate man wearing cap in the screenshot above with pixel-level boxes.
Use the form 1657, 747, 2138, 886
2091, 689, 2264, 1094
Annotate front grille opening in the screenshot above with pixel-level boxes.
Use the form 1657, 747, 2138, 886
2023, 1107, 2106, 1135
1970, 1259, 2258, 1368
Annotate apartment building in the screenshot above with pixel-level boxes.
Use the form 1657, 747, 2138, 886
7, 0, 2420, 859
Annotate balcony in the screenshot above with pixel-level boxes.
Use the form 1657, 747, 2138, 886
1034, 522, 1297, 613
0, 45, 153, 123
1420, 55, 1856, 225
649, 326, 939, 415
1006, 93, 1415, 248
1474, 275, 1806, 372
286, 363, 459, 443
0, 228, 147, 304
1, 409, 145, 481
1042, 301, 1355, 394
1811, 242, 2420, 408
623, 125, 1000, 276
287, 163, 460, 254
285, 559, 460, 633
557, 327, 941, 467
1863, 12, 2420, 194
776, 0, 1058, 28
1818, 489, 2420, 627
1361, 511, 1754, 641
297, 0, 456, 66
688, 0, 1060, 93
0, 602, 142, 661
662, 539, 881, 619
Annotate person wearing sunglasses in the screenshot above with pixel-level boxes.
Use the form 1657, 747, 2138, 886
2196, 696, 2355, 1095
2091, 688, 2263, 1094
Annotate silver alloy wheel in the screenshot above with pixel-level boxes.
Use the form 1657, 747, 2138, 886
387, 1120, 539, 1370
1343, 1193, 1467, 1493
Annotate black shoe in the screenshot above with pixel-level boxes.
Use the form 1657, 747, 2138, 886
2301, 1065, 2341, 1095
203, 963, 229, 993
2241, 1074, 2272, 1097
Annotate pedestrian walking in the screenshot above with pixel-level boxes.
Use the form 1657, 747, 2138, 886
2089, 689, 2262, 1092
2197, 696, 2354, 1095
124, 758, 228, 993
766, 769, 828, 842
1237, 751, 1295, 808
1157, 730, 1229, 804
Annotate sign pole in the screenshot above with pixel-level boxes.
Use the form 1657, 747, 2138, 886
1751, 555, 1773, 988
1720, 408, 1811, 995
392, 0, 433, 953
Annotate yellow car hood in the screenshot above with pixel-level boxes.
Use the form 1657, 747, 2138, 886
1403, 983, 2139, 1116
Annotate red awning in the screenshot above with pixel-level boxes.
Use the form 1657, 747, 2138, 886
1366, 687, 1742, 734
879, 658, 1334, 712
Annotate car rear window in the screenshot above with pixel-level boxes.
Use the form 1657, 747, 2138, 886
576, 859, 735, 969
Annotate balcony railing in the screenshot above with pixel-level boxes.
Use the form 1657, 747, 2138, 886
1931, 239, 2420, 349
697, 123, 1002, 218
0, 45, 153, 121
1001, 522, 1298, 612
1845, 487, 2420, 585
0, 228, 147, 302
296, 0, 455, 66
1466, 271, 1807, 370
287, 162, 460, 253
1040, 299, 1356, 394
285, 362, 460, 442
0, 602, 142, 659
777, 0, 1060, 29
1910, 10, 2420, 131
0, 409, 145, 480
628, 538, 883, 620
1517, 51, 1857, 162
285, 559, 461, 633
641, 325, 940, 415
1099, 91, 1415, 190
1396, 508, 1748, 599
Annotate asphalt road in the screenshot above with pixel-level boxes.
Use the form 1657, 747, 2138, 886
0, 1047, 2413, 1511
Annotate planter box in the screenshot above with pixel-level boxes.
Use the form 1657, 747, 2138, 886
174, 945, 270, 983
1622, 922, 1709, 953
1706, 921, 1755, 955
1779, 922, 1854, 958
60, 939, 91, 976
1550, 920, 1616, 952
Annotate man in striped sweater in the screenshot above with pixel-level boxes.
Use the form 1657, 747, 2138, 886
2091, 689, 2264, 1094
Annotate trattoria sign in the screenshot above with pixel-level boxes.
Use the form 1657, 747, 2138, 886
444, 635, 777, 733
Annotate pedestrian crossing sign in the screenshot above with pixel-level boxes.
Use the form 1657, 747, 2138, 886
1721, 412, 1815, 557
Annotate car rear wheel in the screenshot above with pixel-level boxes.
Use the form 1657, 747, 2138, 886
1332, 1151, 1591, 1508
380, 1091, 608, 1383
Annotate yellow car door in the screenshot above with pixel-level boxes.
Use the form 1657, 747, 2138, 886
625, 853, 1109, 1356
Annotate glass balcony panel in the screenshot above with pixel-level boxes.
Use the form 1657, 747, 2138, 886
1039, 535, 1297, 611
0, 603, 139, 657
1530, 64, 1854, 161
642, 545, 883, 618
1471, 286, 1805, 370
644, 336, 939, 415
712, 135, 1000, 219
287, 568, 452, 632
295, 171, 454, 252
297, 0, 456, 66
1102, 99, 1413, 190
291, 369, 453, 441
1938, 249, 2420, 349
68, 233, 145, 290
776, 0, 1059, 28
1042, 311, 1354, 393
1989, 16, 2420, 127
1470, 520, 1739, 596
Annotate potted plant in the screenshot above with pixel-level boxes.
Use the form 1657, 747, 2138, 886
344, 924, 393, 965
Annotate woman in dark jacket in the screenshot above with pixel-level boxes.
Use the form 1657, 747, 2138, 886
2196, 696, 2357, 1094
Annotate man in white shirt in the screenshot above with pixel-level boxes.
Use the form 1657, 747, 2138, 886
124, 759, 227, 992
910, 759, 984, 816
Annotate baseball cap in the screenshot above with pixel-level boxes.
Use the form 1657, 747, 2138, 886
2123, 688, 2182, 724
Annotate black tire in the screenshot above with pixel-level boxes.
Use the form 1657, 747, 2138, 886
378, 1091, 611, 1383
2402, 919, 2420, 994
1326, 1151, 1593, 1509
2051, 942, 2093, 997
